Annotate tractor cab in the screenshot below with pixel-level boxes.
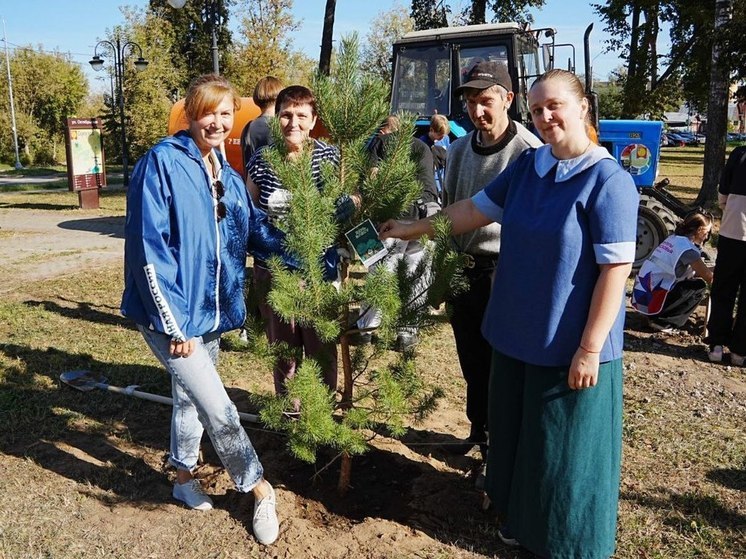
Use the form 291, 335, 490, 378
390, 23, 549, 136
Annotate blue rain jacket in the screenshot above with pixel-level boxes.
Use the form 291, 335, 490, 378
121, 131, 286, 340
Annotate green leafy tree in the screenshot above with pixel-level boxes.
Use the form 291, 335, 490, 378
251, 35, 465, 492
411, 0, 450, 29
411, 0, 546, 29
595, 70, 626, 120
361, 5, 415, 83
149, 0, 235, 88
485, 0, 545, 24
95, 8, 185, 165
697, 0, 733, 207
594, 0, 745, 202
227, 0, 312, 95
0, 46, 87, 164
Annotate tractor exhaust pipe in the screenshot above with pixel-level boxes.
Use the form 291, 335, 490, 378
583, 23, 600, 132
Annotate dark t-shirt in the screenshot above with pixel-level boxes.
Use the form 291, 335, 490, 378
367, 134, 439, 218
241, 115, 273, 171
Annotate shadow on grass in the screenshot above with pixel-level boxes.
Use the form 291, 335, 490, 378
620, 488, 746, 532
623, 331, 708, 363
0, 343, 174, 507
0, 167, 66, 177
660, 154, 707, 166
23, 298, 132, 329
0, 201, 79, 211
58, 215, 124, 238
707, 467, 746, 492
0, 341, 525, 556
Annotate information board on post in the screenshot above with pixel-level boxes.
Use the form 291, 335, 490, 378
65, 118, 107, 209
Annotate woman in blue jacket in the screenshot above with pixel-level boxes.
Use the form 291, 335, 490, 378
121, 74, 280, 545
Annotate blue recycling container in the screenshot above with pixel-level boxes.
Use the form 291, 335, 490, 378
598, 120, 663, 188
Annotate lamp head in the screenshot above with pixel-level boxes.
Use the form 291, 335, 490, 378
134, 57, 149, 72
89, 56, 105, 71
167, 0, 188, 8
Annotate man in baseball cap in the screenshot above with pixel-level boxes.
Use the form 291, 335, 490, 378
455, 60, 513, 94
442, 59, 541, 470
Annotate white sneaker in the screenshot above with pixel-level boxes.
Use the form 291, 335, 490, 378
173, 479, 213, 511
708, 345, 723, 363
731, 353, 745, 366
253, 482, 279, 545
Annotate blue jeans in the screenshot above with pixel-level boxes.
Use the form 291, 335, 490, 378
138, 326, 263, 492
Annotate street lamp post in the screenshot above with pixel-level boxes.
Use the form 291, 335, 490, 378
2, 18, 22, 170
89, 38, 148, 186
167, 0, 221, 74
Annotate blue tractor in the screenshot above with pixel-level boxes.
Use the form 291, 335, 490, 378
390, 23, 685, 269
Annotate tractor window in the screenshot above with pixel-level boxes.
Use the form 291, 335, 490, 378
517, 38, 541, 124
391, 45, 451, 117
458, 45, 509, 84
457, 46, 510, 115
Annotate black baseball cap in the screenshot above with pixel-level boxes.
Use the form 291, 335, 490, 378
455, 61, 513, 94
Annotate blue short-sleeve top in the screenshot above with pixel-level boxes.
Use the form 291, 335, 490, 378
472, 145, 639, 366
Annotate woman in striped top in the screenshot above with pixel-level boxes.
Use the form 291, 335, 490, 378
245, 85, 341, 397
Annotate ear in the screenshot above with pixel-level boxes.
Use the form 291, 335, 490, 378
505, 91, 515, 109
580, 97, 590, 119
310, 114, 318, 131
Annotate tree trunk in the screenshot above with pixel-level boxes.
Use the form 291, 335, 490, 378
645, 8, 659, 87
319, 0, 337, 76
697, 0, 733, 207
338, 452, 352, 494
340, 330, 354, 410
628, 3, 641, 79
623, 3, 642, 117
338, 260, 354, 493
470, 0, 486, 24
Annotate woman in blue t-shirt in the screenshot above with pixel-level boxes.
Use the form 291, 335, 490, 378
380, 69, 638, 558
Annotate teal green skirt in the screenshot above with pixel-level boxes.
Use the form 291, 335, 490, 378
485, 350, 623, 559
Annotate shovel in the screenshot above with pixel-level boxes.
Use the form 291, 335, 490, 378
59, 369, 260, 424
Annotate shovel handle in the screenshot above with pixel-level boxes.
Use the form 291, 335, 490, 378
100, 384, 260, 423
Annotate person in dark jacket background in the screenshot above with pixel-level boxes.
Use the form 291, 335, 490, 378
240, 75, 283, 172
706, 145, 746, 364
121, 74, 279, 546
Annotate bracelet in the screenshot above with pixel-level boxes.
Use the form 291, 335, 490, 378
579, 344, 600, 354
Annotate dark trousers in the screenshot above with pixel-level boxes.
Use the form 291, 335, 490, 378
253, 265, 338, 395
707, 235, 746, 354
654, 278, 708, 327
447, 263, 495, 436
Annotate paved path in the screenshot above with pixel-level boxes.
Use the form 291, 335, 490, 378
0, 193, 124, 296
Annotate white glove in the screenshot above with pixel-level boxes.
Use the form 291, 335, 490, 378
266, 188, 292, 218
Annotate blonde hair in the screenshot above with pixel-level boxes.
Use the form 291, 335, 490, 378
184, 74, 241, 121
252, 76, 283, 110
430, 114, 450, 136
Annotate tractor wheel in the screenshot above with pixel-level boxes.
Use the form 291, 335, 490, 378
635, 194, 678, 270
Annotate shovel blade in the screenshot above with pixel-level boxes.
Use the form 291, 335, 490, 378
59, 369, 108, 392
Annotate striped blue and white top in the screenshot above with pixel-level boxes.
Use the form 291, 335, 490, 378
246, 138, 340, 212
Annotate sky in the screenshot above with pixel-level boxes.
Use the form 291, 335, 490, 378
1, 0, 630, 90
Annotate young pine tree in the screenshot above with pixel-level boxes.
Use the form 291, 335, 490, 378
250, 34, 466, 492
